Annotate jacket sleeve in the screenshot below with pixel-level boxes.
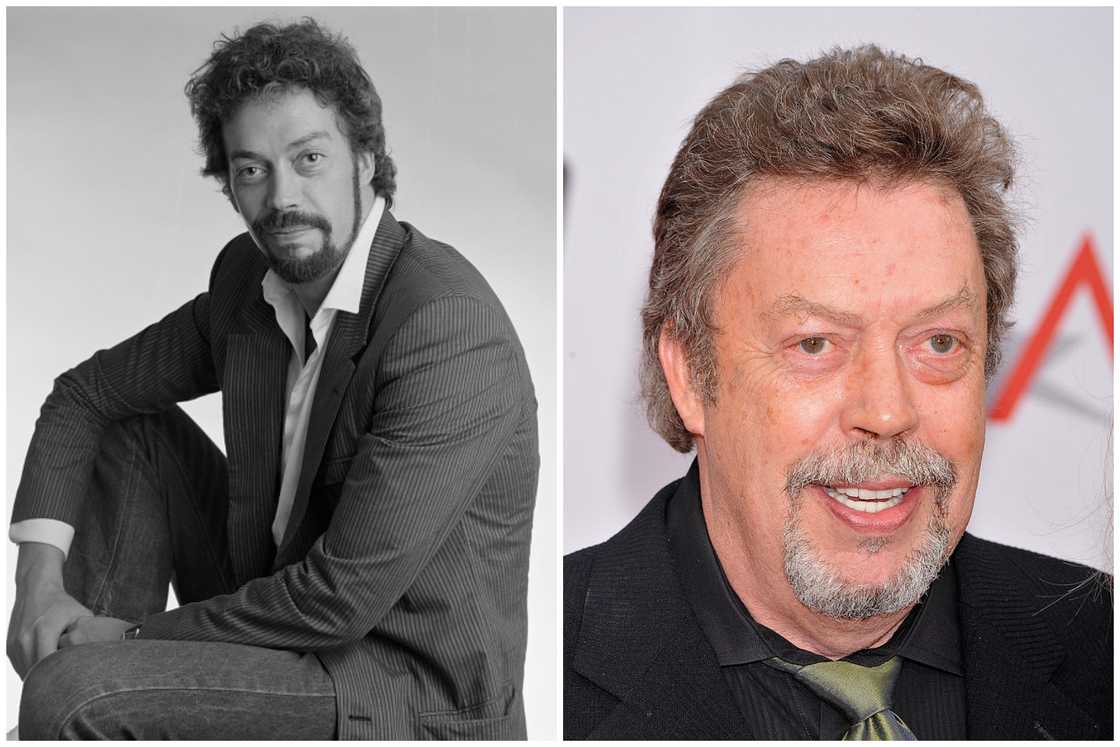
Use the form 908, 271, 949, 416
11, 290, 219, 528
137, 293, 530, 649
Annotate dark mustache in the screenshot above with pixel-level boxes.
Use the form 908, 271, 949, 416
253, 210, 331, 235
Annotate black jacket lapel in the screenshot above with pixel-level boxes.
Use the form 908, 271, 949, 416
274, 209, 406, 560
224, 294, 288, 585
955, 533, 1104, 739
582, 618, 751, 740
572, 485, 752, 739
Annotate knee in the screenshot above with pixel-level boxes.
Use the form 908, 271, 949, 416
19, 644, 120, 739
99, 411, 169, 454
20, 647, 74, 739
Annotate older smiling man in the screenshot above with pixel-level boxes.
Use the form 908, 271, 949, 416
564, 46, 1111, 740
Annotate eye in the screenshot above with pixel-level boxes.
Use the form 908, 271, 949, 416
798, 337, 830, 355
927, 334, 959, 354
235, 165, 264, 182
302, 152, 325, 165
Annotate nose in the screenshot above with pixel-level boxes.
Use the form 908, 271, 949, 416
840, 339, 919, 441
266, 162, 301, 213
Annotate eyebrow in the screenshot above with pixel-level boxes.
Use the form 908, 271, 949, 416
286, 130, 332, 151
909, 287, 978, 323
227, 130, 333, 162
767, 287, 977, 328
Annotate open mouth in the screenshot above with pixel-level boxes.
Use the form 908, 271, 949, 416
821, 484, 914, 514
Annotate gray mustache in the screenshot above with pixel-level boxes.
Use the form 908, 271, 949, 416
785, 440, 957, 499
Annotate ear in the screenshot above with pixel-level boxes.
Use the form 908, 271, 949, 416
356, 150, 376, 185
659, 326, 706, 439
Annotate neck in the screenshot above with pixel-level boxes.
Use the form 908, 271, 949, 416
735, 566, 912, 659
292, 272, 340, 319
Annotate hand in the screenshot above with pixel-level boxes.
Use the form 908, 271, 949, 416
58, 615, 135, 648
7, 544, 92, 679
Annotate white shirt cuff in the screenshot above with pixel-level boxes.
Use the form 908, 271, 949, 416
9, 519, 75, 558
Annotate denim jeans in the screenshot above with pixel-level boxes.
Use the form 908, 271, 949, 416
18, 408, 337, 739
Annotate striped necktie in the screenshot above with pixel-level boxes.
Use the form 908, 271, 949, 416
765, 656, 917, 740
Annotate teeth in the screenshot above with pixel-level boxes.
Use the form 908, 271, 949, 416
823, 486, 910, 513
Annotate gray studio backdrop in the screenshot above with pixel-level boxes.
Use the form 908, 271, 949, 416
564, 7, 1113, 575
6, 7, 556, 736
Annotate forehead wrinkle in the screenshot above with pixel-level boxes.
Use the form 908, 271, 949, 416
763, 285, 978, 329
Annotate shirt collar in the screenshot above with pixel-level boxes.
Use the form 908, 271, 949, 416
667, 460, 773, 665
667, 459, 963, 675
260, 194, 386, 316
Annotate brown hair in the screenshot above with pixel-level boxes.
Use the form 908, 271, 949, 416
641, 45, 1019, 452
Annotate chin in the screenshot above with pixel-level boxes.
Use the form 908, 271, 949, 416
271, 245, 345, 285
783, 518, 951, 621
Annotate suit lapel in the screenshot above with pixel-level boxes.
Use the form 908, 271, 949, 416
274, 210, 407, 559
572, 485, 753, 740
955, 534, 1103, 739
581, 617, 752, 740
224, 294, 288, 585
577, 517, 1104, 740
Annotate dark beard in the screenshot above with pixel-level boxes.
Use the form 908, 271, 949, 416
253, 161, 364, 284
269, 240, 345, 284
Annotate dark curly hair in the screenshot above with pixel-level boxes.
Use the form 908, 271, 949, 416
185, 18, 397, 206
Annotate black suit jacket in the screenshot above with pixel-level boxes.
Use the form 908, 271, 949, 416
15, 210, 539, 739
564, 475, 1112, 740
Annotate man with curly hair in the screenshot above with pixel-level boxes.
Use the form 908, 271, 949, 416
564, 46, 1111, 740
9, 18, 538, 739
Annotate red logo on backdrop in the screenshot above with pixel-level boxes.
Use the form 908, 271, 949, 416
988, 234, 1113, 422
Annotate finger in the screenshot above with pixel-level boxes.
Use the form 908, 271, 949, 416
6, 628, 24, 675
8, 605, 34, 678
12, 631, 34, 679
61, 614, 87, 633
30, 608, 81, 668
33, 625, 59, 669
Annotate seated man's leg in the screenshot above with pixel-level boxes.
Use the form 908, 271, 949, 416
19, 640, 335, 739
19, 407, 336, 738
63, 406, 235, 618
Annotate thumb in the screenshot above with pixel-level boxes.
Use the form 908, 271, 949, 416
62, 614, 93, 634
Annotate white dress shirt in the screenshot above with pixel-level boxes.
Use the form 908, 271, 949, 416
10, 196, 386, 556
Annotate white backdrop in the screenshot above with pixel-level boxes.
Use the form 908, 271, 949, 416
564, 6, 1113, 577
6, 7, 557, 737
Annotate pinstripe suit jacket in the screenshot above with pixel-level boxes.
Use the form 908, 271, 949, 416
13, 209, 539, 739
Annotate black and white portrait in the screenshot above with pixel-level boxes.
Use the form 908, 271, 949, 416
7, 6, 556, 739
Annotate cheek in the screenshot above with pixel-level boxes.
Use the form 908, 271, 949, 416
785, 384, 844, 451
915, 381, 985, 528
919, 378, 987, 459
718, 365, 841, 474
232, 187, 264, 221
